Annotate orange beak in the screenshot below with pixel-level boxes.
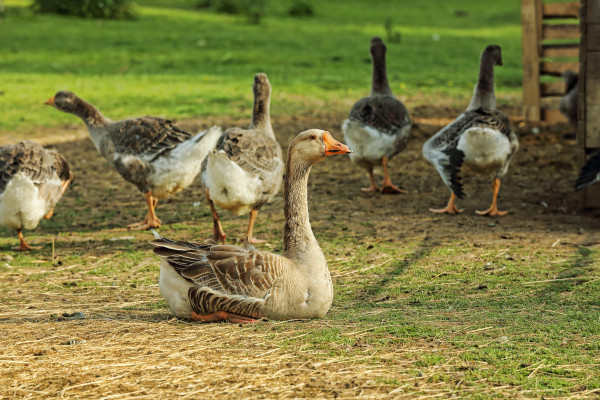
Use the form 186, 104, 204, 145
323, 131, 352, 156
44, 96, 55, 106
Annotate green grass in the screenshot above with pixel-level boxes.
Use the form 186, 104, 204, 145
0, 0, 523, 134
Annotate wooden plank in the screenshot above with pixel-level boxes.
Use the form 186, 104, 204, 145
521, 0, 541, 121
588, 52, 600, 78
541, 81, 566, 95
542, 24, 580, 39
540, 61, 580, 75
589, 24, 600, 51
542, 2, 580, 19
542, 43, 579, 58
586, 77, 600, 147
582, 183, 600, 209
541, 107, 568, 123
589, 0, 600, 23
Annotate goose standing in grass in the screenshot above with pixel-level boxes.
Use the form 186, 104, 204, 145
559, 70, 578, 129
423, 44, 519, 215
151, 129, 352, 323
342, 36, 411, 193
201, 73, 284, 244
45, 91, 222, 229
575, 152, 600, 191
0, 141, 73, 250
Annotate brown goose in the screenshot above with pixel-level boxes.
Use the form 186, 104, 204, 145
0, 141, 73, 250
151, 129, 352, 323
45, 91, 222, 229
423, 44, 519, 215
201, 73, 284, 244
342, 36, 411, 193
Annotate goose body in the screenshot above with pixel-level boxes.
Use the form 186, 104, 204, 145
575, 152, 600, 191
423, 45, 518, 215
46, 91, 222, 229
342, 36, 411, 193
559, 70, 578, 129
201, 74, 284, 244
0, 141, 72, 250
152, 129, 352, 323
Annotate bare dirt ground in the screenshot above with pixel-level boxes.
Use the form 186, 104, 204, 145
1, 105, 599, 398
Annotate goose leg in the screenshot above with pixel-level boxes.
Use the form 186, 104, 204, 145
430, 193, 463, 214
361, 168, 380, 193
380, 156, 407, 194
206, 188, 226, 244
127, 192, 162, 230
191, 310, 258, 324
245, 209, 266, 244
476, 178, 507, 216
17, 229, 33, 251
44, 208, 54, 219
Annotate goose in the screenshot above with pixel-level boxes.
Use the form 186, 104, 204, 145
575, 152, 600, 191
559, 70, 578, 129
201, 73, 284, 244
45, 91, 222, 229
423, 44, 519, 215
342, 36, 411, 193
0, 141, 73, 250
150, 129, 352, 323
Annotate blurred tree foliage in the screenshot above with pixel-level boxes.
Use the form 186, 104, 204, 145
31, 0, 135, 19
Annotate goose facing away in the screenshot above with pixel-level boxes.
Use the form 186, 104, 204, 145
151, 129, 352, 323
45, 91, 222, 229
575, 152, 600, 191
342, 36, 411, 193
423, 44, 519, 216
0, 141, 73, 250
201, 73, 284, 244
559, 70, 578, 129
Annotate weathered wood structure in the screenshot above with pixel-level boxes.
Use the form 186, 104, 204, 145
521, 0, 580, 122
577, 0, 600, 208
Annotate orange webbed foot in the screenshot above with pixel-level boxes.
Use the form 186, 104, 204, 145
381, 182, 407, 194
475, 207, 507, 216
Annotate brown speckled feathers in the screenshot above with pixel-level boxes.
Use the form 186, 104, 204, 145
0, 141, 71, 193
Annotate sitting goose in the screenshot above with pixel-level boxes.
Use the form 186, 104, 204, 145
0, 141, 73, 250
45, 91, 222, 229
342, 36, 411, 193
423, 44, 519, 215
151, 129, 352, 323
201, 73, 284, 244
559, 70, 578, 129
575, 152, 600, 191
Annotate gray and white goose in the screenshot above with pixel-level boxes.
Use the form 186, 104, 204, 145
423, 44, 519, 215
45, 91, 222, 229
575, 152, 600, 191
0, 141, 73, 250
559, 70, 578, 129
342, 36, 411, 193
201, 73, 284, 244
151, 129, 352, 323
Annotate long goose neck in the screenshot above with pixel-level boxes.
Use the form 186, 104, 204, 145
467, 54, 496, 111
251, 88, 274, 139
72, 98, 109, 129
371, 49, 393, 97
283, 153, 319, 260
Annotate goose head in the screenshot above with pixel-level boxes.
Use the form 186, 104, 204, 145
483, 44, 503, 66
288, 129, 352, 166
44, 91, 84, 115
253, 73, 271, 98
369, 36, 386, 60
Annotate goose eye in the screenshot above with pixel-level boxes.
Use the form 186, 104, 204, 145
309, 135, 317, 141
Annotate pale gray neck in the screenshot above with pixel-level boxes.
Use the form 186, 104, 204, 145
250, 91, 275, 139
467, 55, 496, 111
283, 155, 321, 261
371, 51, 394, 97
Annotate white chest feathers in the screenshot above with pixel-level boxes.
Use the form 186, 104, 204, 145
457, 127, 511, 173
342, 119, 396, 165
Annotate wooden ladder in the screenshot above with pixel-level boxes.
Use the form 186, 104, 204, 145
521, 0, 580, 122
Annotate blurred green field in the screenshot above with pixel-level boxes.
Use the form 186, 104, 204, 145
0, 0, 522, 134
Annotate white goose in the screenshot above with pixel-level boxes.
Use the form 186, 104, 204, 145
342, 36, 411, 193
0, 141, 73, 250
423, 44, 519, 215
151, 129, 352, 323
201, 73, 284, 244
46, 91, 222, 229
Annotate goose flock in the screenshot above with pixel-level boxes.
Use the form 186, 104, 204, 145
0, 39, 596, 323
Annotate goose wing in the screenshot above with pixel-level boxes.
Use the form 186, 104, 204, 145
349, 95, 410, 136
575, 152, 600, 191
0, 141, 57, 193
151, 233, 287, 318
109, 116, 192, 160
